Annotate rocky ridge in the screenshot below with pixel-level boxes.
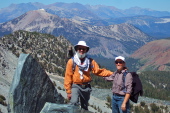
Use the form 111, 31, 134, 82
0, 30, 71, 74
0, 43, 18, 113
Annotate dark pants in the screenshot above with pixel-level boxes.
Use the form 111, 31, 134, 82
70, 84, 92, 110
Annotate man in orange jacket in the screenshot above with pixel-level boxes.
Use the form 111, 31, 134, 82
64, 41, 113, 111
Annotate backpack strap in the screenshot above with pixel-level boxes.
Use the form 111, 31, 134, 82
88, 58, 93, 70
71, 57, 76, 72
123, 71, 128, 93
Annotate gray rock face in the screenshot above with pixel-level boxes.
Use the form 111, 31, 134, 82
8, 53, 64, 113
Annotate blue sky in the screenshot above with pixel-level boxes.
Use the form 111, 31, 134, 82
1, 0, 170, 12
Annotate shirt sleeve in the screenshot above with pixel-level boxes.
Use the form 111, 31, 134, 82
103, 73, 115, 81
125, 73, 133, 94
91, 59, 114, 77
64, 59, 73, 94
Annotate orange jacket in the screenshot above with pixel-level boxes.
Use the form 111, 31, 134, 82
64, 58, 113, 94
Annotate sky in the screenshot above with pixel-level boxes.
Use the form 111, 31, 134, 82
1, 0, 170, 12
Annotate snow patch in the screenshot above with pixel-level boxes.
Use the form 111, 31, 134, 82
155, 18, 170, 23
39, 9, 46, 11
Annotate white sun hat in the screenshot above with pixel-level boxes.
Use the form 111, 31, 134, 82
115, 56, 125, 62
74, 41, 90, 52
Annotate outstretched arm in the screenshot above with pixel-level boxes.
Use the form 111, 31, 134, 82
91, 59, 114, 77
103, 73, 115, 81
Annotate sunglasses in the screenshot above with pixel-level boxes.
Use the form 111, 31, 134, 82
78, 48, 87, 51
115, 61, 124, 64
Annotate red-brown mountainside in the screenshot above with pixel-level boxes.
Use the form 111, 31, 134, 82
130, 39, 170, 71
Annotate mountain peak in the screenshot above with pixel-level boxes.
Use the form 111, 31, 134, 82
5, 9, 60, 32
26, 9, 59, 18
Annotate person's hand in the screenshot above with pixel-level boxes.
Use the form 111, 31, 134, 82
121, 103, 126, 111
67, 93, 71, 100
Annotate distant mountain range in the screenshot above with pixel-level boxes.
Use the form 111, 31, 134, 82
0, 9, 153, 58
0, 2, 170, 38
105, 15, 170, 39
1, 2, 170, 23
0, 2, 170, 71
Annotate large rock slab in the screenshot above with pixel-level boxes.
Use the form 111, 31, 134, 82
40, 102, 93, 113
40, 103, 79, 113
8, 53, 64, 113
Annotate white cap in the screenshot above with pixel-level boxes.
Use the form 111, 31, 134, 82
115, 56, 125, 62
74, 41, 90, 52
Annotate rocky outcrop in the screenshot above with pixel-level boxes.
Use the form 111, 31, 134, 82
8, 53, 64, 113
